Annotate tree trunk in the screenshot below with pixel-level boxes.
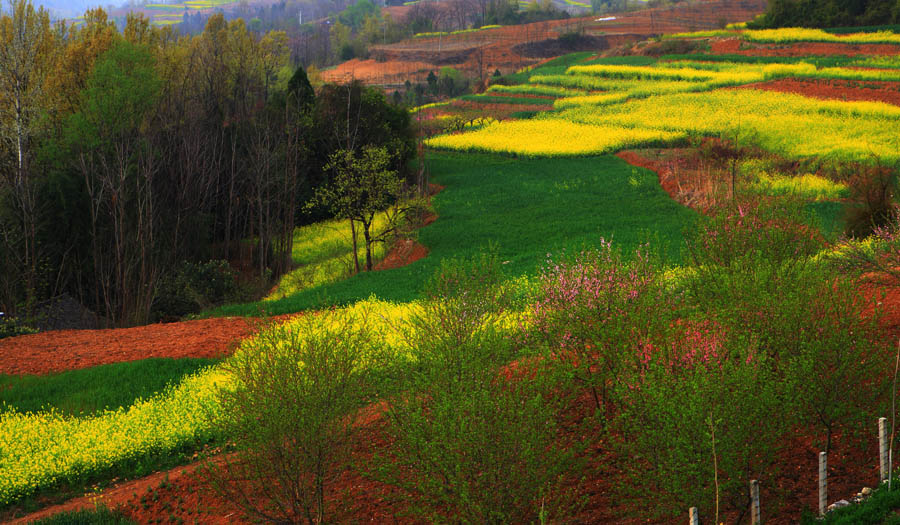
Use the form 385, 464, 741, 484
350, 219, 361, 274
362, 218, 373, 272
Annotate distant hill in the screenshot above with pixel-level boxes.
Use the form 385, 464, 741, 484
32, 1, 120, 19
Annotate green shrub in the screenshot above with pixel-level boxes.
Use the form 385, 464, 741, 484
0, 314, 38, 339
782, 272, 886, 452
684, 198, 826, 357
152, 260, 241, 321
379, 252, 582, 523
686, 197, 887, 450
613, 334, 785, 521
205, 311, 387, 524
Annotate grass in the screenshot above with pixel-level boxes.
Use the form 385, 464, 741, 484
0, 358, 219, 417
806, 201, 847, 243
210, 151, 697, 316
800, 481, 900, 524
498, 52, 596, 84
458, 94, 554, 106
28, 505, 137, 524
660, 53, 860, 67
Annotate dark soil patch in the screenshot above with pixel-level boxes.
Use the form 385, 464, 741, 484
513, 35, 609, 59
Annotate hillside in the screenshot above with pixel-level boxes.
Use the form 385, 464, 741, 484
8, 1, 900, 523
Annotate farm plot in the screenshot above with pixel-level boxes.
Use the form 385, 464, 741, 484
428, 48, 900, 163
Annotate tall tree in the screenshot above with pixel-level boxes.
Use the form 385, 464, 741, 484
314, 146, 405, 272
0, 0, 56, 310
66, 41, 162, 325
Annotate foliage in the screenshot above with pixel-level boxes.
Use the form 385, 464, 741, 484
685, 198, 885, 449
831, 211, 900, 286
613, 333, 784, 520
0, 315, 38, 339
152, 260, 242, 321
779, 272, 885, 452
0, 358, 219, 417
307, 81, 415, 221
750, 0, 900, 30
843, 163, 898, 238
312, 146, 407, 272
205, 310, 387, 524
684, 198, 825, 319
379, 252, 581, 523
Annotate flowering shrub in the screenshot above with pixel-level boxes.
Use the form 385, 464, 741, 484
526, 240, 678, 411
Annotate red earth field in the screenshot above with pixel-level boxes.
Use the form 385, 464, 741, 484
323, 0, 767, 87
711, 37, 900, 56
737, 78, 900, 106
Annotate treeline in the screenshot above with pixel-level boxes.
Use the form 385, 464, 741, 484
751, 0, 900, 28
0, 1, 415, 326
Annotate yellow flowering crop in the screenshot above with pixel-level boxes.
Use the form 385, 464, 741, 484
743, 28, 900, 45
751, 173, 850, 200
0, 368, 227, 505
425, 119, 685, 157
0, 298, 421, 506
562, 89, 900, 163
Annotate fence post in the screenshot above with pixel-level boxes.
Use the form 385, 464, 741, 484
880, 417, 889, 483
689, 506, 699, 525
819, 451, 828, 517
750, 479, 761, 525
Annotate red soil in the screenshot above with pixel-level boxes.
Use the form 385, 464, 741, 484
0, 317, 259, 376
374, 238, 429, 271
737, 77, 900, 106
711, 37, 900, 56
327, 0, 767, 88
617, 149, 724, 211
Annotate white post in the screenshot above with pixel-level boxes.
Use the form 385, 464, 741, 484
880, 417, 889, 483
750, 479, 761, 525
819, 451, 828, 517
689, 507, 699, 525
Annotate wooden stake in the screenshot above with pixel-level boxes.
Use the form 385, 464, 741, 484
750, 479, 761, 525
819, 451, 828, 517
689, 507, 699, 525
881, 417, 889, 483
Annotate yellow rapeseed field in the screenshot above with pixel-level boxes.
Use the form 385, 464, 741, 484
425, 119, 685, 156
